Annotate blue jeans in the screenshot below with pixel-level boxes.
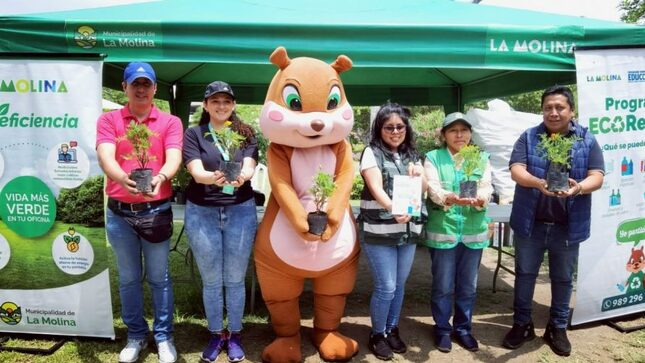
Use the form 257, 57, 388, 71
513, 222, 579, 328
185, 198, 257, 333
361, 241, 416, 334
106, 203, 174, 342
429, 243, 483, 337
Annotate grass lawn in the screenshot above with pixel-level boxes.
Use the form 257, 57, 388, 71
0, 221, 269, 362
1, 220, 645, 362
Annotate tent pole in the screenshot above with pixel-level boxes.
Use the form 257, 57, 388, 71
169, 83, 177, 116
169, 83, 191, 127
443, 85, 462, 114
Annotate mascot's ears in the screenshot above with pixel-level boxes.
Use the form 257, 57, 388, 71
269, 46, 353, 74
331, 55, 352, 74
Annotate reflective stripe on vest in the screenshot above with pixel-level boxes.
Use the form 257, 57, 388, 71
426, 230, 489, 244
363, 220, 424, 235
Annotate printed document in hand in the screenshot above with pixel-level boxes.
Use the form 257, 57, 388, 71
391, 175, 422, 217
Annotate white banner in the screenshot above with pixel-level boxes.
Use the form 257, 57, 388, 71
572, 48, 645, 325
0, 60, 114, 338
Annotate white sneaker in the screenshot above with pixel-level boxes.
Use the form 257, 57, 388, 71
119, 339, 148, 363
157, 339, 178, 363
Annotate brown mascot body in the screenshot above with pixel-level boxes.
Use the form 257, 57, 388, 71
254, 46, 359, 362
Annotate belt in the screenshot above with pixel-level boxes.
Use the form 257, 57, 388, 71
108, 198, 169, 213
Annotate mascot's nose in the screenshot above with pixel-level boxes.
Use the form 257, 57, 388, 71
310, 119, 324, 132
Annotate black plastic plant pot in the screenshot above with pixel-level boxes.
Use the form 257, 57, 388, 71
130, 168, 153, 193
459, 180, 478, 199
174, 190, 187, 205
307, 211, 328, 236
221, 161, 242, 182
546, 162, 570, 193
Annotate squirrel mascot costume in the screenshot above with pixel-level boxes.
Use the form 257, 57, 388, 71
254, 46, 360, 362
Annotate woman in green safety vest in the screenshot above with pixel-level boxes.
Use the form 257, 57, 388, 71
422, 112, 492, 353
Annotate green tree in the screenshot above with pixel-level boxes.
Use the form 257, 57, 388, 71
349, 106, 372, 155
103, 87, 128, 105
465, 84, 577, 114
190, 105, 203, 125
253, 126, 269, 165
351, 174, 364, 200
235, 104, 261, 125
234, 104, 268, 165
410, 108, 444, 153
619, 0, 645, 24
503, 90, 544, 114
349, 105, 444, 157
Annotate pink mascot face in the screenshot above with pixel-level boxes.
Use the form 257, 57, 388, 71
259, 47, 354, 148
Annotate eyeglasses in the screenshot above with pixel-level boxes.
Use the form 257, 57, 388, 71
383, 124, 406, 133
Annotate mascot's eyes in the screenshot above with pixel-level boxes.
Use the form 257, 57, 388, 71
327, 86, 341, 110
282, 85, 302, 111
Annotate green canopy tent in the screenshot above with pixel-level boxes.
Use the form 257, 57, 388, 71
1, 0, 643, 123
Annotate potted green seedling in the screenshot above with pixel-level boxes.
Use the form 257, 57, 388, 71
205, 121, 247, 181
537, 133, 580, 193
172, 166, 191, 204
120, 121, 157, 193
454, 144, 485, 199
308, 169, 337, 236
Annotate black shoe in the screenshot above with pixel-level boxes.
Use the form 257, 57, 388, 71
385, 327, 407, 354
369, 333, 393, 360
434, 334, 452, 353
502, 321, 536, 349
455, 333, 479, 352
543, 323, 571, 357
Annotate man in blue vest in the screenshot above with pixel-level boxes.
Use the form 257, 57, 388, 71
502, 85, 604, 356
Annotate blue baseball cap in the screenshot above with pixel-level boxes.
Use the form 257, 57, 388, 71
123, 62, 156, 84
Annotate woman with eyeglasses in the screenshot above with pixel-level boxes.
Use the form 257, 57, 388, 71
357, 102, 427, 360
422, 112, 492, 354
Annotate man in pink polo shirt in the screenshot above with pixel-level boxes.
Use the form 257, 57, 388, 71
96, 62, 183, 363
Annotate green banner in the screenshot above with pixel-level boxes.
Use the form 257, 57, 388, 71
65, 22, 163, 58
0, 59, 114, 339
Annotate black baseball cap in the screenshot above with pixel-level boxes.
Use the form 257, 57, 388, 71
204, 81, 235, 100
